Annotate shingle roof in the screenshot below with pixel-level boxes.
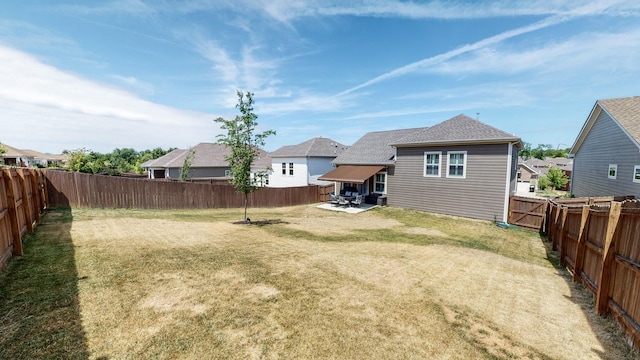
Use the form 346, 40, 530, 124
0, 144, 67, 161
598, 96, 640, 143
333, 128, 423, 165
2, 144, 26, 158
141, 149, 187, 168
394, 114, 519, 146
270, 137, 348, 158
142, 143, 271, 169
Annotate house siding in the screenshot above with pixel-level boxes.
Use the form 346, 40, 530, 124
572, 111, 640, 197
388, 144, 511, 221
307, 157, 336, 185
168, 167, 229, 179
510, 144, 519, 193
268, 157, 309, 187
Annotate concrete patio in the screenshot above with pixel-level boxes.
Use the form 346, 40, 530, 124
316, 202, 379, 214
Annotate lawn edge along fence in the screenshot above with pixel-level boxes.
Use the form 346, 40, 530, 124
0, 167, 47, 270
547, 197, 640, 349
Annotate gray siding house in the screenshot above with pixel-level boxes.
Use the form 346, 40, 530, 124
141, 142, 271, 181
320, 114, 521, 221
269, 137, 348, 188
319, 128, 419, 201
390, 115, 520, 221
570, 96, 640, 198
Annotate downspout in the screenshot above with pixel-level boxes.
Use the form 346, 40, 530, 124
503, 142, 514, 223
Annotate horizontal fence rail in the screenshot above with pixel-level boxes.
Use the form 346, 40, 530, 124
548, 198, 640, 349
44, 170, 330, 210
0, 167, 47, 270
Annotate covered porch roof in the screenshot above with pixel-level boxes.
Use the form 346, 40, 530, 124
318, 165, 384, 184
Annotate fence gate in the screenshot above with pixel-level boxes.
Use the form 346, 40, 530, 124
508, 196, 548, 231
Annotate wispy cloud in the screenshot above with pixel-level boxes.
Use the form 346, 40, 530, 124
0, 45, 217, 152
243, 0, 640, 24
423, 27, 640, 76
335, 14, 572, 97
110, 75, 156, 95
56, 0, 157, 17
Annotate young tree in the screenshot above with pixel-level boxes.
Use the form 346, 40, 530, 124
214, 91, 275, 223
518, 141, 532, 160
545, 166, 569, 190
180, 148, 195, 182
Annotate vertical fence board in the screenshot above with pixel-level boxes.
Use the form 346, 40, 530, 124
596, 202, 622, 314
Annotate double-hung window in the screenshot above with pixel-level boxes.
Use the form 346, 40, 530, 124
282, 162, 294, 175
634, 166, 640, 183
374, 173, 386, 194
424, 152, 441, 177
447, 151, 467, 178
608, 164, 617, 179
424, 151, 441, 177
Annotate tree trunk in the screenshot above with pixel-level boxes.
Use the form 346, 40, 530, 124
244, 193, 248, 222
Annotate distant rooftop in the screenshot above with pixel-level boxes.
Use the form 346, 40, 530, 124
270, 137, 348, 158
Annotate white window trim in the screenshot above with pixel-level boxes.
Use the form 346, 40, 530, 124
634, 165, 640, 183
608, 164, 617, 179
281, 162, 286, 175
374, 172, 387, 194
423, 151, 442, 177
446, 151, 467, 179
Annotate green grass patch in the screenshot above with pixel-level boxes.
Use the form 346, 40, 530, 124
0, 208, 89, 359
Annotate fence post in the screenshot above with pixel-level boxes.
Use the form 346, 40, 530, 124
38, 170, 49, 211
2, 168, 22, 256
572, 205, 590, 283
558, 206, 568, 265
596, 201, 622, 315
16, 169, 33, 234
28, 169, 41, 224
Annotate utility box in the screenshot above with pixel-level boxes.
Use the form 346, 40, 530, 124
377, 195, 387, 206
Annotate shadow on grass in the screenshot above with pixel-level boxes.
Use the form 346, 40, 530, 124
538, 233, 639, 359
232, 219, 290, 226
0, 207, 90, 359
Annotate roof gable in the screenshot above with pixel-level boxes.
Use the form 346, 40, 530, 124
394, 114, 519, 146
333, 128, 423, 165
570, 96, 640, 155
270, 137, 348, 158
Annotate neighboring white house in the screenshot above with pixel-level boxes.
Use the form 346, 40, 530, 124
268, 137, 348, 188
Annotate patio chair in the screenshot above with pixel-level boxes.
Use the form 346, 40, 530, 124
329, 193, 340, 206
338, 196, 350, 207
350, 194, 363, 207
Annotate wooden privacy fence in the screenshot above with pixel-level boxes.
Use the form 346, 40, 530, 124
0, 167, 47, 270
548, 199, 640, 348
44, 170, 330, 209
509, 195, 634, 233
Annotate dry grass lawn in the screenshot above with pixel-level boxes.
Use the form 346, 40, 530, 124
1, 205, 638, 359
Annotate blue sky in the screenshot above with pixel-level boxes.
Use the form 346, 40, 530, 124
1, 1, 639, 154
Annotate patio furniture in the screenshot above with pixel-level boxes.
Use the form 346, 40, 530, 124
350, 194, 363, 207
338, 196, 350, 207
329, 192, 340, 206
